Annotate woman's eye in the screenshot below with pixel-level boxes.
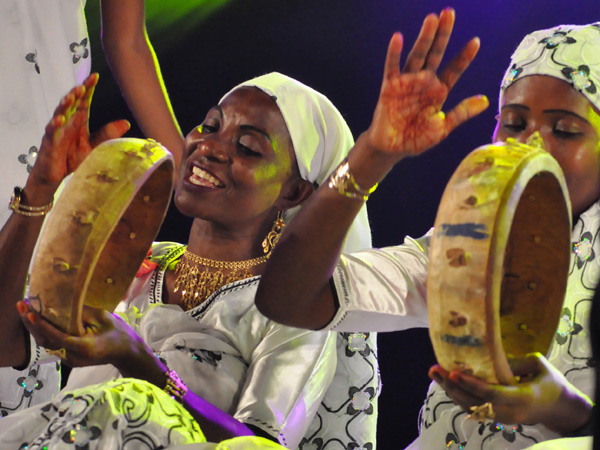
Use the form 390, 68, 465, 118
554, 128, 581, 139
238, 143, 261, 157
502, 122, 526, 132
200, 123, 218, 133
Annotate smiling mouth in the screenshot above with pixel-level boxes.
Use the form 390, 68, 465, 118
189, 166, 225, 188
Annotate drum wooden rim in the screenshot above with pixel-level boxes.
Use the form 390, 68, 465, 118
427, 138, 571, 384
28, 138, 174, 335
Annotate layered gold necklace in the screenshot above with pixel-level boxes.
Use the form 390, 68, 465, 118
174, 250, 270, 310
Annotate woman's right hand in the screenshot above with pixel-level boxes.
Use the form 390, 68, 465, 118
17, 300, 154, 374
24, 73, 130, 203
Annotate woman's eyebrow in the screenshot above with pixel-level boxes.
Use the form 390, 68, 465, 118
543, 109, 591, 125
501, 103, 529, 111
212, 105, 224, 117
240, 124, 273, 143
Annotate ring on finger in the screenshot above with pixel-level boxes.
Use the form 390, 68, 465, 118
46, 347, 67, 360
467, 402, 495, 422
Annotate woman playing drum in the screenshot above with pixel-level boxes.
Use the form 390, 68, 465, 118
255, 10, 598, 449
0, 70, 378, 448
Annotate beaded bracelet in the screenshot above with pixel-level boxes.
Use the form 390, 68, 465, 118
164, 369, 188, 403
328, 159, 378, 201
9, 187, 53, 217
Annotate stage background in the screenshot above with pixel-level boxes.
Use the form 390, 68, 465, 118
84, 1, 599, 447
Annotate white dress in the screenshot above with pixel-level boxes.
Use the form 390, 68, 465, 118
327, 202, 599, 449
0, 242, 379, 450
0, 0, 90, 418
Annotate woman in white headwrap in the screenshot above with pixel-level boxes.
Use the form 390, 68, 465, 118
255, 10, 599, 450
0, 72, 376, 449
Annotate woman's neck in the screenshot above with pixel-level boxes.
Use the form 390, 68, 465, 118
185, 218, 270, 262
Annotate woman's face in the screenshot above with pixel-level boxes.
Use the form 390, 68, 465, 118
493, 75, 600, 219
175, 87, 298, 228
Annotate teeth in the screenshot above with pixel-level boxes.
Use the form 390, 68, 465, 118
190, 166, 224, 187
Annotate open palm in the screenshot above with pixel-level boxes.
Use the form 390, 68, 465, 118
368, 9, 488, 157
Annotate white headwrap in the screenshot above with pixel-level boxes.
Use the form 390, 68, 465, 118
221, 72, 372, 253
499, 22, 600, 112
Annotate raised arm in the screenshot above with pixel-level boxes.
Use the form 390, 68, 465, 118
255, 8, 489, 329
0, 75, 129, 368
101, 0, 184, 172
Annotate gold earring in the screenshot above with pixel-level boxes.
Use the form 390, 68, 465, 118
262, 211, 285, 254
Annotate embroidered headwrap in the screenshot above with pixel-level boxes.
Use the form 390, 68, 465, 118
221, 72, 372, 252
499, 22, 600, 112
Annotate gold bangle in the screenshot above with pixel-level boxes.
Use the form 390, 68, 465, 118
164, 369, 188, 403
9, 187, 53, 217
328, 159, 378, 200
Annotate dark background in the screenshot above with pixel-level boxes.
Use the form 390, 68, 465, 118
83, 1, 599, 447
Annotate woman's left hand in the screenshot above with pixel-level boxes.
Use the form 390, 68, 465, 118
17, 300, 153, 374
429, 353, 593, 434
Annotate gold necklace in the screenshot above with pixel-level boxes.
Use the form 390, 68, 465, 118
173, 250, 270, 310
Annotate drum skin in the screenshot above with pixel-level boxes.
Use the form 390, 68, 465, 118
28, 138, 174, 336
427, 137, 571, 385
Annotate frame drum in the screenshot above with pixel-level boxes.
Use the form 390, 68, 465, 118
28, 138, 174, 336
427, 136, 571, 385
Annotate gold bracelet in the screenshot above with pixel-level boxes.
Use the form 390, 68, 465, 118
9, 187, 53, 217
164, 369, 188, 403
328, 159, 378, 200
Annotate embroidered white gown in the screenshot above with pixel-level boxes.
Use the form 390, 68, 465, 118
0, 0, 90, 419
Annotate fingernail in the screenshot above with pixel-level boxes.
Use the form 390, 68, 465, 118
449, 371, 462, 382
16, 301, 25, 315
27, 312, 36, 324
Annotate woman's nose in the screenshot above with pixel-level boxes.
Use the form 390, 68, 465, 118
193, 138, 229, 162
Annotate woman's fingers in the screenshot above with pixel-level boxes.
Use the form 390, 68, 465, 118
403, 13, 440, 73
382, 33, 404, 85
448, 371, 497, 402
439, 37, 481, 91
444, 94, 489, 135
18, 301, 70, 349
423, 8, 455, 72
89, 119, 131, 148
77, 73, 99, 114
509, 353, 544, 377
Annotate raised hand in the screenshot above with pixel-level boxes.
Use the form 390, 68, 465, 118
367, 8, 488, 159
27, 73, 130, 194
429, 353, 593, 434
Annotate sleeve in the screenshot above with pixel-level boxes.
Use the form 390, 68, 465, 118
327, 230, 432, 332
233, 324, 338, 449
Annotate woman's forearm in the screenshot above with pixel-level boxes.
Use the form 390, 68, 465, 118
0, 183, 57, 367
256, 133, 399, 330
117, 344, 254, 441
101, 0, 184, 173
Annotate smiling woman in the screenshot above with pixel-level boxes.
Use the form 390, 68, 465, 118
0, 71, 376, 449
